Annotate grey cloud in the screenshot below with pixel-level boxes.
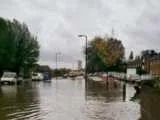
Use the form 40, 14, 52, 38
124, 1, 160, 54
1, 0, 160, 68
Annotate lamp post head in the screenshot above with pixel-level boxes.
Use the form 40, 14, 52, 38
78, 35, 83, 37
78, 34, 87, 38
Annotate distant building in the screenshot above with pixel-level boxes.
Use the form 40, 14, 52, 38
141, 50, 158, 74
127, 51, 160, 77
126, 68, 137, 78
77, 60, 82, 70
150, 55, 160, 77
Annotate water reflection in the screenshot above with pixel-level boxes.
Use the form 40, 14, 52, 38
86, 79, 123, 102
123, 82, 126, 102
0, 83, 40, 120
0, 79, 141, 120
139, 88, 160, 120
85, 79, 140, 120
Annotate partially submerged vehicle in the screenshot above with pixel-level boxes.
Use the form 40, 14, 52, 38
43, 72, 51, 81
0, 72, 23, 85
32, 73, 44, 81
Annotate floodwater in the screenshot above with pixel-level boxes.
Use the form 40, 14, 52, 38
0, 78, 158, 120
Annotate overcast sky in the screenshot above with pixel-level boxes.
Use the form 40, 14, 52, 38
0, 0, 160, 68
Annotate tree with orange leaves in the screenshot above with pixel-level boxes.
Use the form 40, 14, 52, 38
86, 36, 125, 72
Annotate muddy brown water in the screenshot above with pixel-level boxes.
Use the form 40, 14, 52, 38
0, 78, 158, 120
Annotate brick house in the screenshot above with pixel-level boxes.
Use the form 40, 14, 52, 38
127, 51, 160, 77
150, 55, 160, 77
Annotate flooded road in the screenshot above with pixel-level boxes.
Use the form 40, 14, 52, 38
0, 78, 156, 120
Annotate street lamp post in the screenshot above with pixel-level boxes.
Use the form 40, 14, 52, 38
78, 35, 88, 85
55, 52, 61, 79
55, 52, 61, 70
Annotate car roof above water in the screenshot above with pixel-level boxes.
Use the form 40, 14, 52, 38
2, 72, 17, 77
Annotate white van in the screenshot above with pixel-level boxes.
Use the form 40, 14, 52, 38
0, 72, 17, 84
32, 73, 44, 81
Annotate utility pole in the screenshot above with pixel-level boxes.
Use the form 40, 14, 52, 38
55, 52, 61, 79
78, 34, 88, 88
111, 28, 115, 38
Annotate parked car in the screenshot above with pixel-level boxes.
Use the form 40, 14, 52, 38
0, 72, 17, 84
127, 74, 140, 81
43, 72, 51, 81
32, 73, 44, 81
63, 74, 68, 78
101, 73, 108, 80
141, 74, 153, 80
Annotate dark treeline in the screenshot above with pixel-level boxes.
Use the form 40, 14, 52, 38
0, 17, 39, 77
53, 68, 71, 77
34, 65, 71, 77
